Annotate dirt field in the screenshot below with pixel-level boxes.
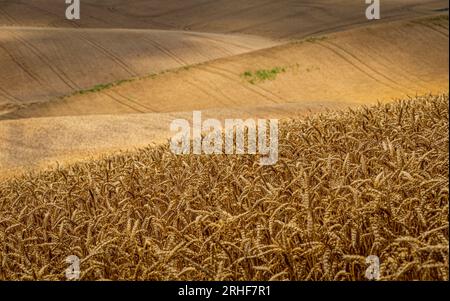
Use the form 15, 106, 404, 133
1, 1, 448, 35
4, 17, 448, 118
0, 0, 448, 112
0, 0, 448, 282
0, 27, 278, 110
0, 15, 448, 175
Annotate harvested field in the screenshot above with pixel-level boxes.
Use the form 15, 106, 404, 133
0, 27, 277, 110
1, 0, 447, 37
1, 0, 448, 114
0, 94, 448, 280
3, 16, 447, 119
0, 0, 448, 282
0, 15, 447, 176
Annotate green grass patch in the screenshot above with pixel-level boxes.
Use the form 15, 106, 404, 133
241, 67, 286, 84
305, 36, 328, 43
74, 78, 134, 96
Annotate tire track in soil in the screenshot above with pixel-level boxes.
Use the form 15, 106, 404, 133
227, 1, 329, 37
77, 34, 137, 78
361, 48, 431, 91
420, 23, 449, 38
201, 65, 277, 104
0, 86, 22, 104
102, 91, 145, 113
142, 0, 215, 18
17, 1, 81, 28
6, 30, 80, 90
141, 36, 189, 66
182, 0, 281, 32
188, 34, 254, 52
0, 43, 45, 86
188, 38, 235, 58
324, 40, 413, 93
316, 41, 406, 93
364, 28, 443, 91
186, 77, 240, 107
205, 65, 283, 103
112, 90, 156, 113
0, 6, 17, 25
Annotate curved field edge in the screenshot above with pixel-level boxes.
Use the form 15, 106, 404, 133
0, 27, 279, 114
0, 93, 448, 280
1, 0, 446, 33
3, 14, 448, 120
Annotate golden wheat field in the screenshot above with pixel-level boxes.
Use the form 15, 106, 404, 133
0, 94, 448, 281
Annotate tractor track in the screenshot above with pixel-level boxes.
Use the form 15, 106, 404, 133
202, 65, 281, 104
316, 41, 405, 93
323, 40, 413, 93
77, 34, 137, 78
0, 43, 44, 86
5, 29, 80, 90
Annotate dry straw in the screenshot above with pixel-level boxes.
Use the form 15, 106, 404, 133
0, 94, 448, 280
